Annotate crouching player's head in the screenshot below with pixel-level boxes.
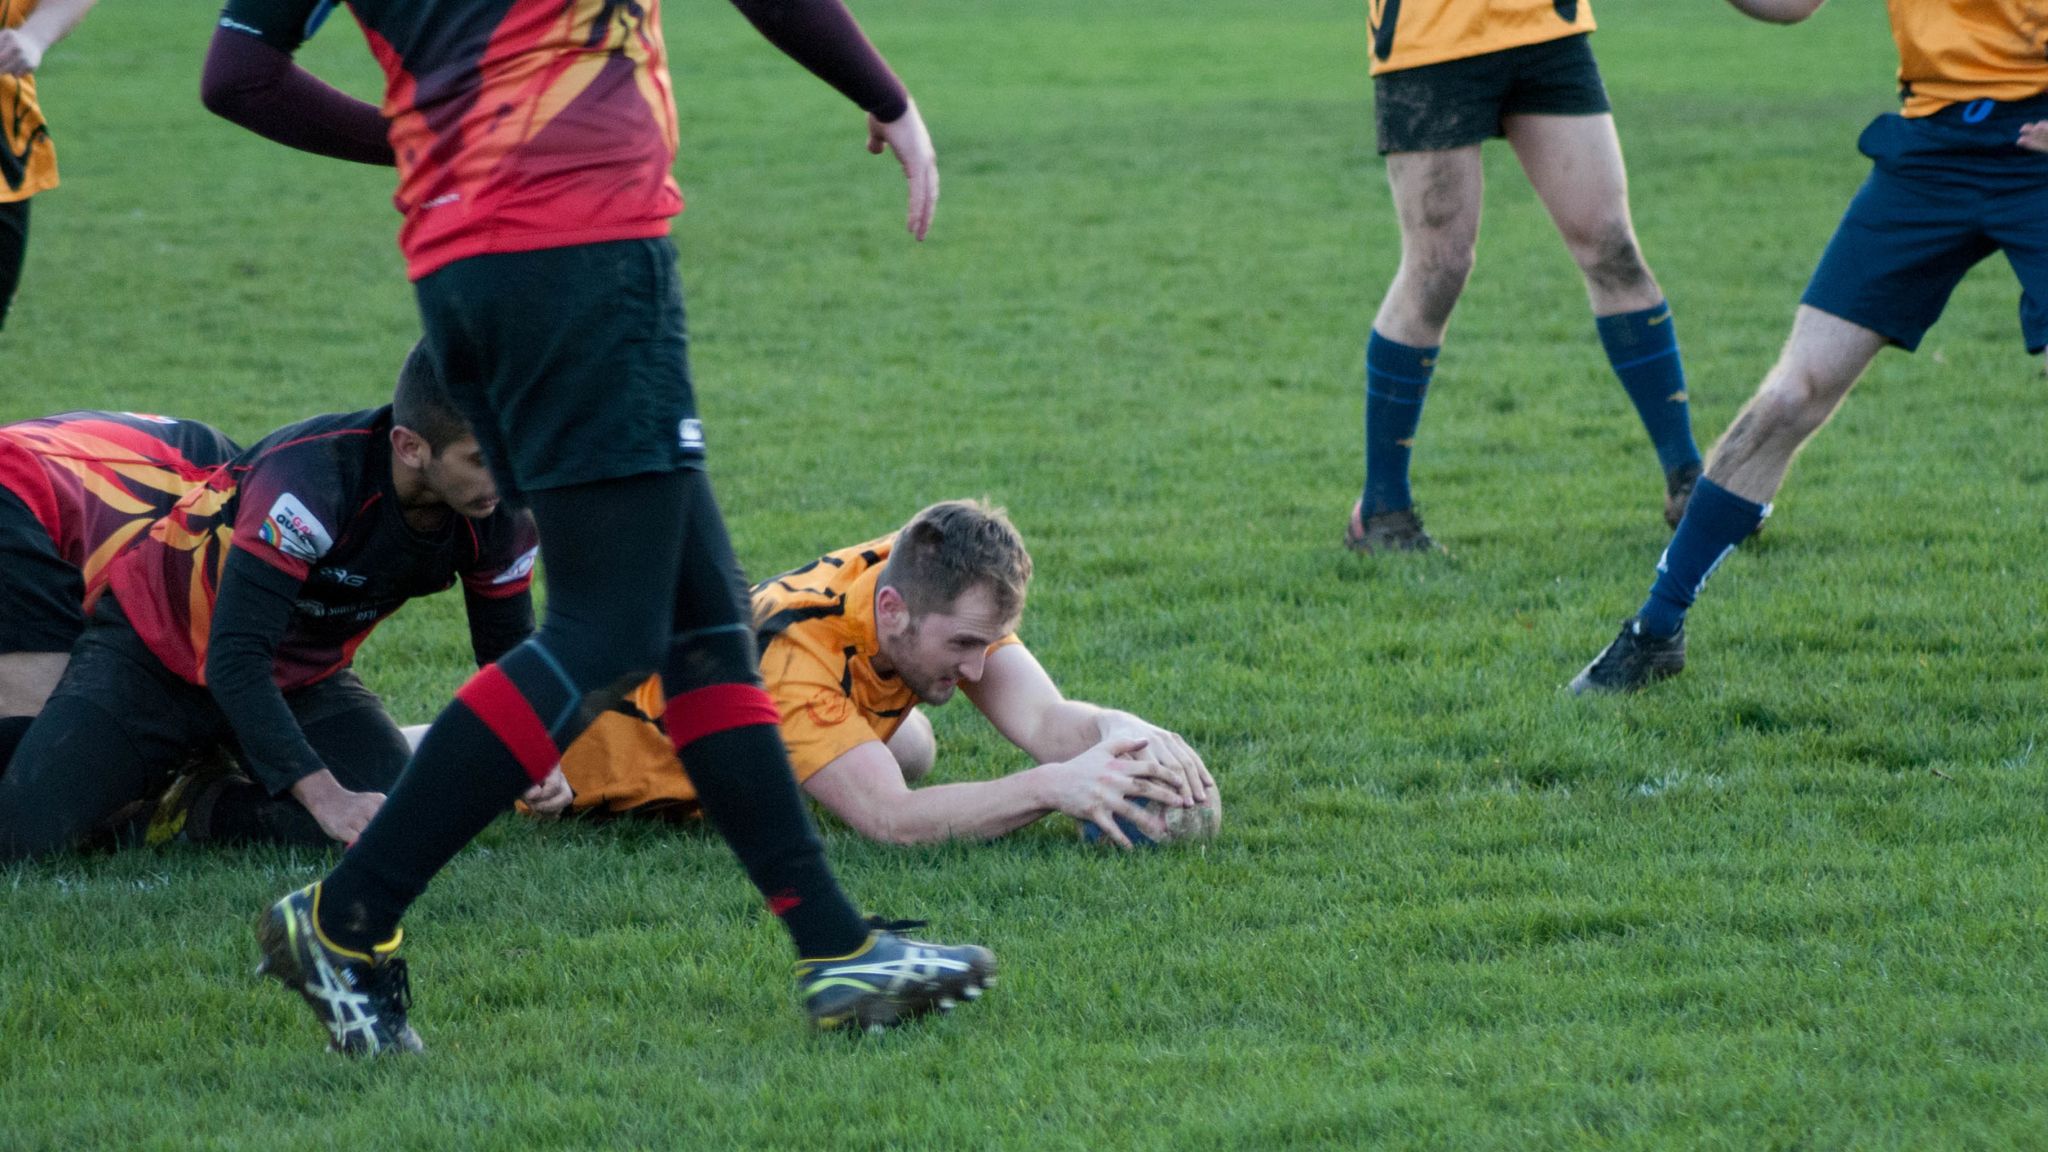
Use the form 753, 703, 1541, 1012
873, 500, 1032, 707
390, 342, 502, 520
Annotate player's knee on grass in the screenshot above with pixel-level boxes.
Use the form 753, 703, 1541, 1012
886, 710, 936, 785
0, 696, 157, 860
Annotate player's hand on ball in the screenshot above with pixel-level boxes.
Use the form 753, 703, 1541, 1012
2020, 122, 2048, 153
1047, 737, 1182, 849
521, 767, 574, 818
868, 98, 937, 241
1097, 711, 1213, 806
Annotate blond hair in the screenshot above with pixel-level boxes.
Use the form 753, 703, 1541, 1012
882, 499, 1032, 621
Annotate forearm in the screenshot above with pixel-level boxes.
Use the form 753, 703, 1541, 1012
465, 587, 535, 666
17, 0, 96, 50
846, 770, 1058, 844
206, 551, 328, 794
201, 28, 395, 165
726, 0, 908, 121
1009, 699, 1111, 766
208, 652, 327, 794
1722, 0, 1825, 24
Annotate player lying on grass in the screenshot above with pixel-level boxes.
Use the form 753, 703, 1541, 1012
0, 410, 240, 766
1346, 0, 1704, 556
1572, 0, 2048, 692
0, 346, 540, 857
438, 500, 1216, 848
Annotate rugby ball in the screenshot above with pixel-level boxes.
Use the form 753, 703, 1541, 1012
1080, 795, 1222, 846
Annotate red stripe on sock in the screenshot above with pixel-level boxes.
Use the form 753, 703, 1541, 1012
454, 664, 559, 783
664, 683, 781, 749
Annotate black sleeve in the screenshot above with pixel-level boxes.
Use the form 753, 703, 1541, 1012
464, 585, 535, 667
205, 11, 396, 165
205, 548, 330, 795
726, 0, 910, 122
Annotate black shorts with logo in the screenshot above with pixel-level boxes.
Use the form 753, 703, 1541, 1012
414, 237, 704, 501
0, 483, 84, 655
1374, 34, 1611, 155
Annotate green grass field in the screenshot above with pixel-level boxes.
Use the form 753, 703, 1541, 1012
4, 1, 2046, 1147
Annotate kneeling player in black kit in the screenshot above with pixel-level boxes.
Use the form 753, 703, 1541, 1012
0, 345, 540, 858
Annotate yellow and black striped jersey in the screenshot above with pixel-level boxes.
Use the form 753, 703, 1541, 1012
0, 0, 58, 202
1368, 0, 1596, 76
1890, 0, 2048, 117
554, 533, 1018, 817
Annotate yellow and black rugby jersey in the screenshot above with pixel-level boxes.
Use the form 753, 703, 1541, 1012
555, 533, 1019, 817
1369, 0, 1596, 76
1891, 0, 2048, 117
0, 0, 58, 203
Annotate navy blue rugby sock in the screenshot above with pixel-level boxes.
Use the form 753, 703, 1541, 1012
1638, 477, 1768, 637
1362, 330, 1438, 516
1597, 301, 1701, 476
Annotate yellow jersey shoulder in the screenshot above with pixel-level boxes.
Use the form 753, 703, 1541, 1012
1370, 0, 1596, 77
1889, 0, 2048, 117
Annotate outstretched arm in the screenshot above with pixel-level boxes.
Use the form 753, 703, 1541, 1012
1721, 0, 1826, 24
801, 735, 1182, 848
726, 0, 935, 239
201, 3, 394, 165
966, 645, 1214, 805
0, 0, 96, 76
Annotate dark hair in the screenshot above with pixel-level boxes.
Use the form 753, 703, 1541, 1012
881, 499, 1032, 621
391, 342, 472, 453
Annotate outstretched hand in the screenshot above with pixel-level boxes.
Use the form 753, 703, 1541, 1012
868, 98, 937, 241
291, 771, 387, 845
1098, 711, 1216, 807
521, 767, 574, 817
2020, 122, 2048, 154
1045, 737, 1187, 849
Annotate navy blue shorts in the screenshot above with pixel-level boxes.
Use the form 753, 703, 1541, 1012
1803, 93, 2048, 354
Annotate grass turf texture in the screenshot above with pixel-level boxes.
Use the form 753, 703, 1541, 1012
3, 1, 2046, 1147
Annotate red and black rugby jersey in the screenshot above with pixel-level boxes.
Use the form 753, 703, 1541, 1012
219, 0, 682, 280
104, 406, 539, 690
0, 411, 240, 590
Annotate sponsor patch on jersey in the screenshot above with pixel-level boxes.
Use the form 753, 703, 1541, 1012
492, 545, 540, 586
257, 493, 334, 564
679, 418, 705, 451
